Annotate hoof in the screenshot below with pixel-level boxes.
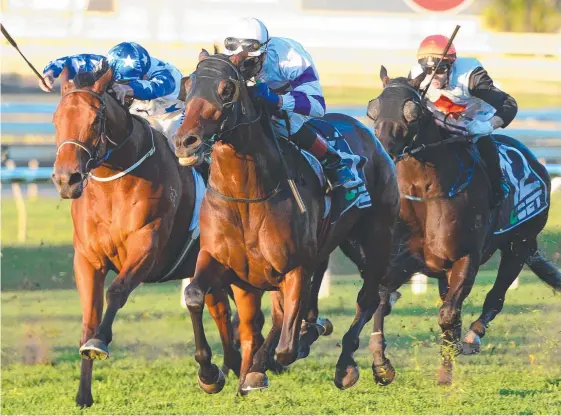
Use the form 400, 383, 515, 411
79, 339, 109, 361
389, 291, 402, 308
334, 365, 360, 390
75, 392, 94, 408
240, 372, 269, 394
316, 317, 334, 337
276, 349, 296, 367
462, 330, 481, 355
267, 357, 289, 375
198, 365, 226, 394
372, 358, 396, 386
437, 365, 453, 385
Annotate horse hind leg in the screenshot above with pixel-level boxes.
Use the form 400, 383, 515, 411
370, 252, 422, 386
464, 238, 558, 354
298, 259, 334, 361
525, 244, 561, 292
334, 206, 395, 390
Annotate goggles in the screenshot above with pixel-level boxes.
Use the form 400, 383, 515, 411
419, 58, 452, 75
224, 37, 269, 53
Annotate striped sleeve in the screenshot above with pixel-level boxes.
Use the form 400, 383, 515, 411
43, 54, 105, 79
278, 57, 325, 118
128, 68, 177, 100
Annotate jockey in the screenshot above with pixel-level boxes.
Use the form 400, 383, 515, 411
222, 17, 361, 190
410, 35, 517, 207
40, 42, 184, 138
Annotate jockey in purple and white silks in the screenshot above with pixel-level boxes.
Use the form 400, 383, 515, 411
223, 17, 361, 190
40, 42, 184, 140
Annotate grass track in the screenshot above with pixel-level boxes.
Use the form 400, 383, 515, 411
2, 195, 561, 414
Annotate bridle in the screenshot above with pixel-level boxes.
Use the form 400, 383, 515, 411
188, 55, 282, 204
56, 88, 154, 183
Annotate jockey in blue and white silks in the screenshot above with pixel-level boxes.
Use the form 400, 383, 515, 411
223, 17, 360, 190
40, 42, 184, 141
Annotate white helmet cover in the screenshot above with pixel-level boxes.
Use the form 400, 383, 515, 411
224, 17, 269, 57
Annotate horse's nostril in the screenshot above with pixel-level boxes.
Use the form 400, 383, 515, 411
184, 136, 199, 147
68, 172, 83, 186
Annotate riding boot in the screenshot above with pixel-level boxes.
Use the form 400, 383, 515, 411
309, 135, 360, 189
291, 125, 360, 189
476, 135, 509, 208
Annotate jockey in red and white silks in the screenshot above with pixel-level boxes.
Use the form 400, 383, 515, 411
409, 35, 518, 207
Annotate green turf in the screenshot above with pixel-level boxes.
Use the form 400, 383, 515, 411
2, 195, 561, 414
2, 273, 561, 414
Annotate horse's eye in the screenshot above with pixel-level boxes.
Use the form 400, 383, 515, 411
403, 100, 421, 123
219, 80, 236, 101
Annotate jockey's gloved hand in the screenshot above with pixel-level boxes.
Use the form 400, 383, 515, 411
466, 119, 494, 136
111, 83, 134, 105
39, 70, 55, 92
251, 82, 281, 112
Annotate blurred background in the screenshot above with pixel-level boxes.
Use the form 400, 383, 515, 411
1, 2, 561, 413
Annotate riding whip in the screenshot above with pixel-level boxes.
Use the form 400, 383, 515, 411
1, 24, 52, 91
262, 106, 307, 214
420, 25, 461, 100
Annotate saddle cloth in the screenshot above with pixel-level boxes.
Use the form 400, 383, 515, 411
493, 141, 549, 235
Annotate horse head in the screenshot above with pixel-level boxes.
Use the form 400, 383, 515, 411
174, 49, 258, 166
367, 66, 428, 158
52, 59, 123, 198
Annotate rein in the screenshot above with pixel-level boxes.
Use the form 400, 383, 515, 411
195, 55, 289, 205
56, 88, 156, 183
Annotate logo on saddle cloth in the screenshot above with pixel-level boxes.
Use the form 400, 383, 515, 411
494, 142, 549, 235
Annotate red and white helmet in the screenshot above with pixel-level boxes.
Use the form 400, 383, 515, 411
224, 17, 269, 57
417, 35, 457, 68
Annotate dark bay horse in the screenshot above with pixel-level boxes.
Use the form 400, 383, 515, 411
366, 67, 561, 385
51, 62, 241, 407
173, 50, 399, 393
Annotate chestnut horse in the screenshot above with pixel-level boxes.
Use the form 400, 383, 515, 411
366, 67, 560, 385
173, 50, 399, 394
51, 62, 241, 407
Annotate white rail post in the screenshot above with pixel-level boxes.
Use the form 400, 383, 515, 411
411, 273, 428, 294
27, 159, 39, 200
6, 160, 27, 243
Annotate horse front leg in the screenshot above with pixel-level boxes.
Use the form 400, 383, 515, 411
74, 251, 107, 408
185, 250, 229, 394
204, 287, 242, 377
80, 227, 159, 361
438, 254, 478, 385
275, 266, 311, 366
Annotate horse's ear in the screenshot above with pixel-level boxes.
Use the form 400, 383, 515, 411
409, 71, 427, 90
178, 75, 191, 101
92, 66, 114, 94
213, 43, 220, 55
380, 65, 391, 87
199, 49, 210, 62
60, 66, 73, 96
229, 50, 249, 67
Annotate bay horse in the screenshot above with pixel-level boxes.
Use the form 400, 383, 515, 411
173, 50, 399, 394
366, 67, 560, 385
51, 62, 242, 407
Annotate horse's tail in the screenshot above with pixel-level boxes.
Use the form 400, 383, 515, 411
526, 250, 561, 292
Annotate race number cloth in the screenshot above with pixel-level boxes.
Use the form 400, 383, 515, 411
494, 142, 549, 235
